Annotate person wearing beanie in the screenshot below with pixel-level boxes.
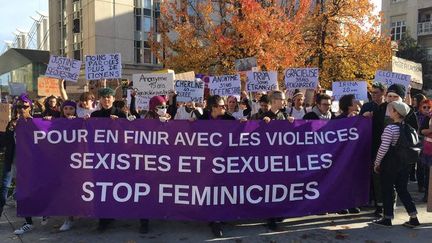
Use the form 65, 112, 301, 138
4, 95, 45, 235
144, 95, 171, 121
372, 101, 420, 228
369, 84, 418, 217
90, 88, 126, 119
60, 100, 77, 118
288, 91, 310, 119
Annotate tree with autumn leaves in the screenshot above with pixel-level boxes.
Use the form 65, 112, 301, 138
150, 0, 391, 88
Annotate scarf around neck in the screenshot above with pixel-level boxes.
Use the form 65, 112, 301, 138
312, 106, 332, 120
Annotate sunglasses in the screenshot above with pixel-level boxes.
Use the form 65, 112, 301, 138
422, 106, 431, 110
215, 104, 227, 109
16, 105, 30, 109
156, 105, 168, 109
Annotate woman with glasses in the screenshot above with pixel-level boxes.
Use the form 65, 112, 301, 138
198, 95, 234, 238
418, 99, 432, 201
0, 94, 39, 235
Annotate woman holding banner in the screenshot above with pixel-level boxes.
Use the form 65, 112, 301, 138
144, 96, 171, 121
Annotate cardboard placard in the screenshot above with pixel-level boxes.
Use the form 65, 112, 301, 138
235, 57, 257, 72
85, 53, 122, 80
284, 68, 319, 90
126, 90, 151, 111
37, 77, 61, 97
175, 79, 204, 103
392, 56, 422, 89
332, 81, 368, 101
209, 75, 241, 97
374, 70, 410, 94
175, 71, 195, 81
246, 71, 278, 92
8, 83, 27, 96
132, 73, 175, 97
0, 103, 11, 132
45, 55, 82, 82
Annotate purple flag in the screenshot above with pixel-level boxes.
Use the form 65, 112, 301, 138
16, 117, 371, 221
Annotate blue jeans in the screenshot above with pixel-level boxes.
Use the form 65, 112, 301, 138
0, 162, 13, 214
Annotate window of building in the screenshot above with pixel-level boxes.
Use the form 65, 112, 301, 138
73, 19, 80, 33
391, 20, 406, 41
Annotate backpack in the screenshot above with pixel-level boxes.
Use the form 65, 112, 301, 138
395, 122, 421, 165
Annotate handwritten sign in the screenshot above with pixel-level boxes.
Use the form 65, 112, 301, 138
0, 103, 11, 132
126, 90, 151, 111
374, 70, 410, 93
246, 71, 278, 92
175, 79, 204, 103
235, 57, 257, 72
332, 81, 368, 101
37, 77, 61, 97
85, 53, 121, 80
284, 68, 319, 90
8, 83, 27, 96
392, 56, 422, 89
209, 75, 241, 97
132, 73, 175, 97
175, 71, 195, 81
45, 55, 81, 82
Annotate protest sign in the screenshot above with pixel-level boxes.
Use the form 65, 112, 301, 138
45, 55, 82, 82
175, 79, 204, 103
133, 73, 174, 97
85, 53, 121, 80
392, 56, 422, 89
175, 71, 195, 81
284, 68, 319, 90
209, 75, 241, 97
0, 103, 11, 132
374, 70, 410, 93
37, 77, 61, 97
16, 117, 371, 220
8, 83, 27, 96
332, 81, 368, 101
246, 71, 278, 92
235, 57, 257, 72
126, 89, 151, 111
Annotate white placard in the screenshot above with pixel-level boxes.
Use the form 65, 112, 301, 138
126, 90, 151, 111
332, 81, 368, 101
209, 75, 241, 97
246, 71, 278, 92
8, 83, 27, 96
175, 79, 205, 103
85, 53, 121, 80
235, 57, 257, 72
284, 68, 319, 90
374, 70, 410, 93
45, 55, 82, 82
132, 73, 175, 96
392, 56, 422, 89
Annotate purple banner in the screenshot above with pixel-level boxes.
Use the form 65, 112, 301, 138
16, 117, 371, 221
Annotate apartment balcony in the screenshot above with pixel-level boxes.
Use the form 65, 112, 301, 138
418, 21, 432, 36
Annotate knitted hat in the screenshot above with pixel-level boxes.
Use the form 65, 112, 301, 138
61, 100, 77, 110
98, 88, 115, 97
387, 84, 406, 99
149, 96, 166, 111
292, 91, 304, 100
17, 93, 32, 106
388, 101, 410, 117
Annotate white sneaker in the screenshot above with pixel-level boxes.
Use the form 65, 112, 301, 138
14, 223, 33, 235
41, 217, 48, 225
59, 219, 73, 231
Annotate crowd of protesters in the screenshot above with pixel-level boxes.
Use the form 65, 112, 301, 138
0, 79, 430, 238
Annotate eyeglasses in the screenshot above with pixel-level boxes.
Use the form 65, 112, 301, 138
16, 105, 30, 109
156, 105, 168, 109
320, 103, 331, 107
216, 104, 226, 109
422, 106, 431, 110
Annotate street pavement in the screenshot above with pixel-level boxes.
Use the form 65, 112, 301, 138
0, 182, 431, 243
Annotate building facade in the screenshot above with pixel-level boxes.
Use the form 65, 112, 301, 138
382, 0, 432, 88
49, 0, 163, 95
